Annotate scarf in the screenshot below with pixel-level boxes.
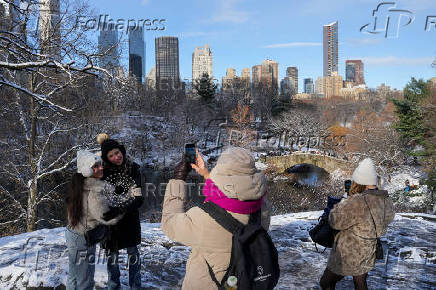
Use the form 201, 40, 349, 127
202, 178, 264, 214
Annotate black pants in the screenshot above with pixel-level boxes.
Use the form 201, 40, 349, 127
320, 268, 368, 290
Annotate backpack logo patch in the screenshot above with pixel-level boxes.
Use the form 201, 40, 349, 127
254, 265, 272, 282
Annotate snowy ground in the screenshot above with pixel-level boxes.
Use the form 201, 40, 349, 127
0, 212, 435, 289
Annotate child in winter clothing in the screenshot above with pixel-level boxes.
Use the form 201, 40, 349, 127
161, 147, 271, 290
320, 158, 395, 290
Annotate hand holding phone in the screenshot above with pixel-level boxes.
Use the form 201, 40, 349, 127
190, 148, 210, 179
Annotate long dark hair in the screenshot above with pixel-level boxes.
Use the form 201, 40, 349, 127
349, 181, 367, 196
66, 173, 85, 227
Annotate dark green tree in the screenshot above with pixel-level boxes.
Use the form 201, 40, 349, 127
392, 78, 431, 148
271, 97, 292, 116
193, 72, 217, 102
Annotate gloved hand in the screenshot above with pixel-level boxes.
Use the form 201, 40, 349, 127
103, 207, 122, 221
173, 155, 191, 181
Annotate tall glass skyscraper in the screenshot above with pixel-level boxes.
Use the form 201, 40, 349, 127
323, 21, 338, 77
155, 36, 180, 90
98, 23, 119, 72
128, 26, 145, 83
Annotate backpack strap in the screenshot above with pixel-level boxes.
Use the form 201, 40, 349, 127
248, 208, 262, 225
205, 259, 224, 289
198, 201, 244, 234
199, 202, 245, 289
363, 196, 378, 238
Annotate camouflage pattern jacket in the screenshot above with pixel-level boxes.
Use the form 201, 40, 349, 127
327, 190, 395, 276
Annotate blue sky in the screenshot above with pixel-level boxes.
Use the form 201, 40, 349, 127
90, 0, 436, 90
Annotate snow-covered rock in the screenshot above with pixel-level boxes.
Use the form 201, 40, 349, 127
0, 212, 435, 289
384, 166, 425, 194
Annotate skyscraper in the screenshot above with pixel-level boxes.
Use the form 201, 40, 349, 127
252, 59, 279, 93
192, 44, 213, 81
128, 26, 145, 83
222, 67, 236, 92
304, 78, 314, 94
241, 68, 250, 81
285, 66, 298, 94
323, 21, 338, 77
315, 76, 324, 96
98, 23, 119, 72
280, 76, 294, 97
241, 68, 251, 90
155, 36, 180, 90
345, 60, 365, 85
222, 68, 251, 96
39, 0, 61, 59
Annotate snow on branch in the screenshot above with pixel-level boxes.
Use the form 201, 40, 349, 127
0, 185, 26, 215
37, 144, 81, 180
37, 124, 85, 171
0, 75, 73, 112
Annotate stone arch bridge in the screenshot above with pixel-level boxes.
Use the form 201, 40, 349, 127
265, 153, 353, 175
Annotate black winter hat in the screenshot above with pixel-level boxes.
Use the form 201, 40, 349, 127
97, 133, 126, 163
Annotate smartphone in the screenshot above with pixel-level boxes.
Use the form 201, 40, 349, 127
344, 179, 352, 194
185, 143, 196, 165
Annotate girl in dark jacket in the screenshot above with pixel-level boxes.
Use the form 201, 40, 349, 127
97, 133, 144, 290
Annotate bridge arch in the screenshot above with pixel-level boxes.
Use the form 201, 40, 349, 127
265, 153, 353, 175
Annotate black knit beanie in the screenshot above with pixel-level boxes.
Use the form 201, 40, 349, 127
97, 133, 126, 164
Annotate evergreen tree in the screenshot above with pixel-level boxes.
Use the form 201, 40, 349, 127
392, 78, 431, 147
193, 72, 217, 102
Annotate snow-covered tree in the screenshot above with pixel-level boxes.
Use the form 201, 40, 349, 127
267, 102, 326, 150
0, 0, 118, 232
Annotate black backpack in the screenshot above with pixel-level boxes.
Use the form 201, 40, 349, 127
199, 202, 280, 290
308, 214, 337, 249
309, 196, 341, 250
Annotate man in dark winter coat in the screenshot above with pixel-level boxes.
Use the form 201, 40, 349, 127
97, 133, 144, 290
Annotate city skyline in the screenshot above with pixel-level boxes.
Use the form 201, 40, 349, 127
89, 0, 435, 90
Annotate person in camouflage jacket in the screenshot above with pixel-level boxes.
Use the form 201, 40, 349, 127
320, 158, 395, 290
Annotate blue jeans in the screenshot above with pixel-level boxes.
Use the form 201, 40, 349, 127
107, 246, 141, 289
65, 227, 96, 290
